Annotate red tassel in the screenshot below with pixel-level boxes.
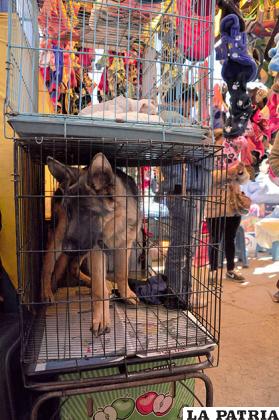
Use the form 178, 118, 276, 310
194, 221, 209, 267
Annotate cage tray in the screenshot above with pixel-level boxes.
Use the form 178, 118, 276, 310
25, 288, 216, 375
7, 115, 207, 145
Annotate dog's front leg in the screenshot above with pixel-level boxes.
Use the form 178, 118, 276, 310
52, 253, 69, 290
41, 234, 63, 302
89, 247, 110, 336
41, 208, 66, 302
70, 255, 92, 288
115, 241, 138, 305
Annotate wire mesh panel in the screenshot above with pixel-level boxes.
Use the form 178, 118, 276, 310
6, 0, 215, 133
14, 138, 225, 375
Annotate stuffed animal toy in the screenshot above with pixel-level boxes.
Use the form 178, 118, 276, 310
216, 14, 257, 84
227, 161, 250, 185
268, 33, 279, 73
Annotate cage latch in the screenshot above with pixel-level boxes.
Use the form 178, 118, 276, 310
35, 137, 44, 145
11, 173, 20, 183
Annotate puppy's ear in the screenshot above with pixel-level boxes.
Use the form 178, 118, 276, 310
47, 157, 74, 183
88, 153, 114, 191
227, 164, 238, 180
47, 157, 65, 182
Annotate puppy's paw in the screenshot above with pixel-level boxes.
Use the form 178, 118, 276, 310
91, 301, 111, 337
41, 287, 55, 303
123, 289, 139, 305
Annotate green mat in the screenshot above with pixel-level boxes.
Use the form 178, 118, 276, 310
59, 358, 195, 419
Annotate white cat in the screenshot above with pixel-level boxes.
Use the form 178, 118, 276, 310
79, 95, 158, 117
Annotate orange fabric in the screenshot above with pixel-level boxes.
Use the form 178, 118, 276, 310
213, 84, 223, 108
38, 0, 80, 38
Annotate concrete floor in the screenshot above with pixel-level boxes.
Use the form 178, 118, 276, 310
208, 254, 279, 406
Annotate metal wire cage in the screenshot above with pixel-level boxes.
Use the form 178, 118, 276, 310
6, 0, 215, 141
14, 138, 225, 378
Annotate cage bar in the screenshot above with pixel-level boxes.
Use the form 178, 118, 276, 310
6, 0, 216, 142
14, 138, 224, 377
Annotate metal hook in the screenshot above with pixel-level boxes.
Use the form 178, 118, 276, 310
35, 136, 43, 145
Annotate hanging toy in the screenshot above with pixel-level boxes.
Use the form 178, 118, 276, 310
107, 56, 126, 97
268, 33, 279, 73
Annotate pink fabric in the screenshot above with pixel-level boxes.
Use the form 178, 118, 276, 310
98, 70, 109, 94
233, 136, 248, 151
252, 108, 270, 136
217, 135, 255, 169
252, 108, 262, 125
217, 139, 240, 168
78, 48, 95, 69
238, 119, 266, 166
267, 92, 279, 136
176, 0, 213, 61
250, 122, 265, 156
240, 136, 255, 166
40, 67, 50, 83
252, 93, 279, 140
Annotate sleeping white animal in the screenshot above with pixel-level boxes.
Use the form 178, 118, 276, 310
79, 95, 158, 117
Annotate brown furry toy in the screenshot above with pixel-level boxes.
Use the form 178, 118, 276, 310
248, 87, 268, 109
227, 182, 251, 215
227, 161, 250, 185
245, 165, 255, 181
214, 128, 224, 145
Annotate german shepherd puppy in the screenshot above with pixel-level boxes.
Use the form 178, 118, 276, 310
41, 153, 140, 336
